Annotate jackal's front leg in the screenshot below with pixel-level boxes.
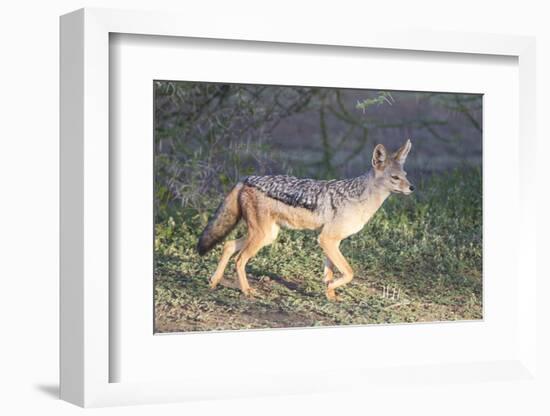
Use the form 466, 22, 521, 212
318, 235, 354, 301
323, 257, 335, 284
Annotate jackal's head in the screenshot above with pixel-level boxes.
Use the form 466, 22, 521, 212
371, 139, 414, 195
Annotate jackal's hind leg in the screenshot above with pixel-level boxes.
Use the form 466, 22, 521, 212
209, 237, 245, 289
235, 223, 279, 296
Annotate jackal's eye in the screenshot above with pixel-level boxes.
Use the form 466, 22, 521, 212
391, 175, 400, 180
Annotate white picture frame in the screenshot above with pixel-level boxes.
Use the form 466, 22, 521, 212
60, 7, 538, 408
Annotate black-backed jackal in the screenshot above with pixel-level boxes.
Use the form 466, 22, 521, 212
197, 139, 414, 300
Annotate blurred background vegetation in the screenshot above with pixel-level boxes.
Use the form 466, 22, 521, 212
154, 81, 482, 222
153, 81, 482, 332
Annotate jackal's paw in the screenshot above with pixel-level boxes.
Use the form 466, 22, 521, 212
209, 278, 220, 290
242, 287, 259, 298
325, 288, 341, 302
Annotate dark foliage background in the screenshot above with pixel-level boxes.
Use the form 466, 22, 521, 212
154, 81, 482, 221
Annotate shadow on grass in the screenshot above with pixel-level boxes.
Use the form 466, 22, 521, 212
247, 266, 301, 291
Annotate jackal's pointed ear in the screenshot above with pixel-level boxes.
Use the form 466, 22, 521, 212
393, 139, 412, 165
372, 144, 387, 170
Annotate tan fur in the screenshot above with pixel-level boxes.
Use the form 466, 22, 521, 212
203, 140, 414, 300
207, 185, 387, 299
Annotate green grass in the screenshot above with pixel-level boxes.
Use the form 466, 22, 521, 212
154, 167, 482, 332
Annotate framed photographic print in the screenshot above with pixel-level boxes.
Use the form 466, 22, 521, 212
60, 7, 538, 408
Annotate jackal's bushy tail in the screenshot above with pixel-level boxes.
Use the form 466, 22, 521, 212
197, 183, 243, 256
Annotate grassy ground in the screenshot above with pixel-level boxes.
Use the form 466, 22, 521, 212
154, 168, 482, 332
